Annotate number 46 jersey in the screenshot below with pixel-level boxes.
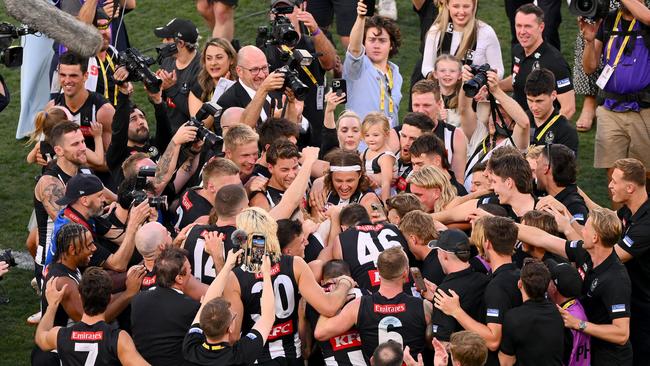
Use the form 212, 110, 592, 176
339, 222, 409, 292
57, 321, 121, 366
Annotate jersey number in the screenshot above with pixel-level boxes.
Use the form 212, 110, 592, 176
74, 343, 98, 366
252, 274, 295, 319
193, 238, 216, 280
378, 316, 403, 345
356, 229, 403, 266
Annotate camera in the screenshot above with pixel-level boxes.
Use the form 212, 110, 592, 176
569, 0, 611, 21
187, 102, 223, 148
0, 249, 17, 268
155, 43, 178, 65
463, 64, 491, 98
118, 48, 163, 93
0, 22, 36, 67
277, 65, 309, 101
257, 6, 299, 48
129, 167, 168, 210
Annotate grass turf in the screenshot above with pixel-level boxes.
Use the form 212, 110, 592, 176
0, 1, 607, 364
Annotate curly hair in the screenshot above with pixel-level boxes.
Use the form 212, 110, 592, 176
364, 16, 401, 58
323, 149, 372, 195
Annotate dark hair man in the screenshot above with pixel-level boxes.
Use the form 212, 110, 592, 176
184, 184, 249, 283
498, 259, 564, 366
395, 112, 435, 193
499, 4, 575, 119
253, 118, 301, 179
47, 51, 115, 154
173, 158, 241, 232
410, 79, 468, 180
330, 203, 409, 292
32, 223, 145, 365
409, 133, 468, 196
581, 2, 650, 198
47, 174, 134, 272
518, 207, 633, 365
35, 268, 149, 365
183, 247, 276, 366
429, 230, 489, 343
434, 216, 522, 366
534, 143, 588, 226
154, 18, 202, 132
315, 247, 432, 363
130, 247, 201, 366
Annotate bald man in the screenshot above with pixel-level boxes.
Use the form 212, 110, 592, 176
216, 45, 285, 128
220, 107, 245, 135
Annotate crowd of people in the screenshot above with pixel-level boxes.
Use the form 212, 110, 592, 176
3, 0, 650, 365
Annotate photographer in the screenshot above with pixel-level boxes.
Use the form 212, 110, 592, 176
154, 18, 202, 132
260, 0, 337, 147
105, 67, 173, 190
581, 0, 650, 196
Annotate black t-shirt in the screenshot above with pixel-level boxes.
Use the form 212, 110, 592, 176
527, 109, 579, 154
339, 222, 410, 292
184, 224, 237, 285
565, 240, 633, 364
618, 200, 650, 315
57, 321, 121, 366
476, 193, 537, 223
500, 300, 564, 366
431, 267, 489, 341
420, 249, 446, 285
414, 0, 439, 53
183, 325, 265, 366
511, 42, 573, 111
130, 286, 200, 366
483, 262, 522, 366
160, 53, 202, 132
555, 184, 589, 226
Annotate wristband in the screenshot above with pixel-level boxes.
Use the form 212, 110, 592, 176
312, 28, 321, 37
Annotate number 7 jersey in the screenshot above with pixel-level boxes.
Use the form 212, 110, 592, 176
56, 321, 121, 366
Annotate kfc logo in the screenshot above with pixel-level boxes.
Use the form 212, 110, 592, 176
330, 330, 362, 351
268, 320, 294, 340
368, 269, 381, 286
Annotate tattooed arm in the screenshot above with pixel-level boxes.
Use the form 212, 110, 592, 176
153, 124, 197, 195
35, 175, 66, 219
173, 150, 201, 193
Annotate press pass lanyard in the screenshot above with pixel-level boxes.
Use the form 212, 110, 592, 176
606, 10, 637, 69
379, 66, 394, 114
98, 53, 118, 105
535, 114, 561, 142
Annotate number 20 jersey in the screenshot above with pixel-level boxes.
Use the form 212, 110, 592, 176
339, 223, 409, 292
235, 255, 301, 362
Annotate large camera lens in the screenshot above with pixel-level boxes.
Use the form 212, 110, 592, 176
577, 0, 594, 12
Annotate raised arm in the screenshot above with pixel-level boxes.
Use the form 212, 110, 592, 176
515, 223, 568, 259
348, 1, 367, 58
153, 124, 197, 195
270, 146, 320, 220
35, 278, 66, 351
487, 71, 530, 150
314, 297, 360, 341
252, 255, 277, 343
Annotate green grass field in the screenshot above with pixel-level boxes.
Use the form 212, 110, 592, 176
0, 0, 608, 364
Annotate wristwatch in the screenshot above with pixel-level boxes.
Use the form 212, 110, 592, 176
578, 320, 587, 331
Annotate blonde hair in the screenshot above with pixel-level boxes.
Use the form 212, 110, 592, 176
399, 210, 439, 242
525, 145, 545, 160
433, 54, 462, 108
431, 0, 480, 63
470, 216, 488, 256
336, 110, 362, 129
590, 207, 622, 248
224, 124, 259, 152
361, 112, 390, 135
28, 108, 69, 145
235, 207, 281, 260
407, 166, 457, 212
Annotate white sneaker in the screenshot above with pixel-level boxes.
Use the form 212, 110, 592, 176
377, 0, 398, 20
27, 311, 41, 325
31, 277, 40, 296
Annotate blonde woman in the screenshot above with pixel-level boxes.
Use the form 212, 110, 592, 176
407, 165, 457, 213
421, 0, 504, 79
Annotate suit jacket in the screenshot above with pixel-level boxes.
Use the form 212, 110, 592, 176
216, 81, 271, 127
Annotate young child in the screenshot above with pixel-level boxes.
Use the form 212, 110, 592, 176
361, 112, 397, 203
431, 54, 463, 127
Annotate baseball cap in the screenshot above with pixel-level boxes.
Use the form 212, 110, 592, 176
545, 258, 583, 299
154, 18, 199, 44
56, 174, 104, 206
271, 0, 297, 7
93, 8, 111, 26
428, 229, 471, 261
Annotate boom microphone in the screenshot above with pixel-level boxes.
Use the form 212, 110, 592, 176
231, 229, 248, 249
4, 0, 103, 57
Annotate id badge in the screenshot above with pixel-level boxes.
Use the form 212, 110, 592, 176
316, 85, 324, 110
596, 65, 615, 89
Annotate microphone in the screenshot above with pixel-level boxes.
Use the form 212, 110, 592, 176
4, 0, 103, 57
231, 229, 248, 249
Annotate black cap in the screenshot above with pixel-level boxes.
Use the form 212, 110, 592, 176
545, 258, 582, 299
93, 8, 111, 26
271, 0, 297, 7
428, 229, 471, 261
154, 18, 199, 44
56, 174, 104, 206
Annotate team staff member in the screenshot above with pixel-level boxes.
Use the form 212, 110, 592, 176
499, 4, 575, 119
315, 247, 433, 363
518, 207, 633, 366
35, 268, 149, 366
498, 259, 564, 366
399, 210, 445, 285
434, 217, 522, 366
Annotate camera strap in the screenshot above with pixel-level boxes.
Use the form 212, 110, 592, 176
280, 45, 317, 85
63, 207, 95, 237
488, 93, 516, 148
378, 66, 394, 114
606, 10, 637, 69
98, 52, 118, 105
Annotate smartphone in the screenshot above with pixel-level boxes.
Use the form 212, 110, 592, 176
363, 0, 376, 17
332, 79, 347, 103
251, 234, 267, 267
410, 267, 426, 295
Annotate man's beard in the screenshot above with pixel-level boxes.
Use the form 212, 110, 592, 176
129, 129, 149, 144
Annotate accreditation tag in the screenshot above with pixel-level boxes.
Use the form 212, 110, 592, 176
596, 65, 615, 89
316, 85, 324, 110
